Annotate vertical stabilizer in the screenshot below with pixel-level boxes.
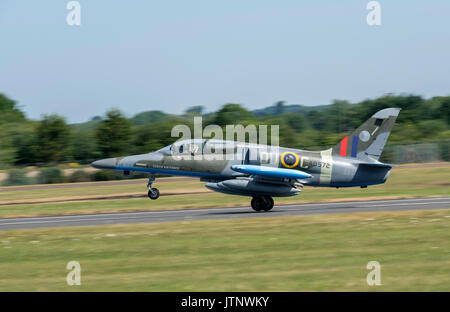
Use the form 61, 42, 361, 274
331, 108, 401, 161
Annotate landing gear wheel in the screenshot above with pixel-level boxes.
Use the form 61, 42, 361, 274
261, 196, 274, 212
148, 188, 160, 200
251, 197, 262, 212
251, 196, 274, 212
146, 174, 159, 200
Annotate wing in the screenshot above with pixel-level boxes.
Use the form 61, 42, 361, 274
230, 165, 312, 180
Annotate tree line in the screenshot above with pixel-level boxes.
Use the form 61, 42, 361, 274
0, 93, 449, 168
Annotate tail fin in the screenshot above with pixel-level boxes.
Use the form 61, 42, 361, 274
331, 108, 401, 161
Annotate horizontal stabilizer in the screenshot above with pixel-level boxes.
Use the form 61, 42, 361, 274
231, 165, 312, 180
358, 162, 393, 168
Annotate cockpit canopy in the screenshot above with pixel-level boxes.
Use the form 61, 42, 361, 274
157, 139, 239, 156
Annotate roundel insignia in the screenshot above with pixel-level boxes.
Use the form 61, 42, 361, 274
281, 152, 299, 168
359, 130, 370, 142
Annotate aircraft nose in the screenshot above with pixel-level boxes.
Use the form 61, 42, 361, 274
91, 158, 117, 169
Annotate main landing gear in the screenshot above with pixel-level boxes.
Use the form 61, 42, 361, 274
251, 196, 274, 212
147, 174, 160, 200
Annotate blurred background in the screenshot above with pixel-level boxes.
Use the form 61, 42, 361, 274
1, 1, 450, 186
1, 93, 449, 185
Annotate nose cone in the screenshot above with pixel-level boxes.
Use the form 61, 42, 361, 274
91, 158, 117, 169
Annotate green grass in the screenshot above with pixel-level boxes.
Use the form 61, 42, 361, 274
0, 178, 202, 202
0, 165, 449, 218
0, 209, 449, 291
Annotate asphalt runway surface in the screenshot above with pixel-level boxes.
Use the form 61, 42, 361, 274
0, 197, 449, 231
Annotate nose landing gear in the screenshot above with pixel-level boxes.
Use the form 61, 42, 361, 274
147, 174, 160, 200
251, 196, 274, 212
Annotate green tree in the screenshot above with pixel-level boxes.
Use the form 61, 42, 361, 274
0, 124, 17, 168
283, 112, 308, 133
439, 97, 450, 125
212, 104, 254, 126
132, 110, 170, 126
185, 106, 204, 115
274, 101, 286, 115
36, 115, 70, 163
37, 167, 64, 184
0, 94, 28, 167
306, 110, 326, 131
96, 109, 131, 158
133, 117, 185, 154
69, 130, 99, 162
0, 93, 26, 124
3, 168, 32, 186
14, 124, 39, 164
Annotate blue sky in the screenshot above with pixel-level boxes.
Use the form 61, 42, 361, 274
1, 0, 449, 123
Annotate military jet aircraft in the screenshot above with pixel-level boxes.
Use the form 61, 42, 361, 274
92, 108, 400, 211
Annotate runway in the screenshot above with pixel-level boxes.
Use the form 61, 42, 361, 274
0, 197, 449, 231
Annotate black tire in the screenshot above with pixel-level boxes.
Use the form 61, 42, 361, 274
148, 188, 160, 200
264, 196, 274, 211
251, 197, 262, 211
261, 196, 274, 211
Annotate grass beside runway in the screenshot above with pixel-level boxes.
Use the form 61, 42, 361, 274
0, 178, 201, 202
0, 164, 449, 218
0, 209, 449, 291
